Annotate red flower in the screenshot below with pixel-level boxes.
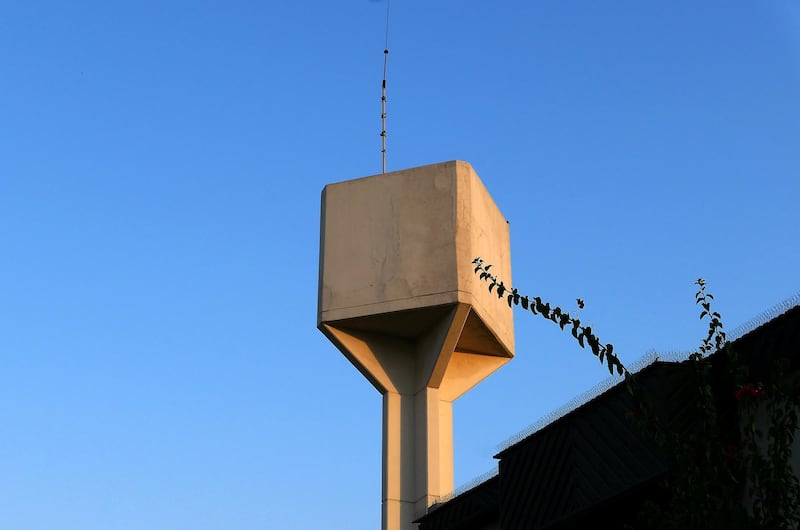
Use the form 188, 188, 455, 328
734, 384, 766, 400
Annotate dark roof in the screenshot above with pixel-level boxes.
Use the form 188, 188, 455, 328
494, 361, 689, 530
417, 302, 800, 530
729, 302, 800, 378
417, 476, 499, 530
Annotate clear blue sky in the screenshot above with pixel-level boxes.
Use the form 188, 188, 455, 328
1, 1, 798, 529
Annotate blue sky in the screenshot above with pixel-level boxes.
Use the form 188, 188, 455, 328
1, 1, 798, 529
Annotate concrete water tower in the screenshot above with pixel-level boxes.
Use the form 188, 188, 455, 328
317, 160, 514, 530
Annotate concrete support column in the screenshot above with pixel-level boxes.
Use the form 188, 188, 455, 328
382, 391, 416, 530
414, 387, 453, 516
381, 388, 455, 530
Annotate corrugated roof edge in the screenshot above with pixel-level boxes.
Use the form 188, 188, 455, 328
432, 467, 499, 507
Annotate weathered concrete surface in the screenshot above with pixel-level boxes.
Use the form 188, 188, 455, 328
319, 160, 514, 358
317, 160, 515, 530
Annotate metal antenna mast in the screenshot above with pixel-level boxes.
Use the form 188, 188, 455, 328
381, 0, 390, 173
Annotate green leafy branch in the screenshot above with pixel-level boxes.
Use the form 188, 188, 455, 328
695, 277, 727, 358
472, 257, 627, 377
